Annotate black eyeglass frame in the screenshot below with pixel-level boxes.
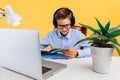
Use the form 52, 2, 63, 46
57, 24, 71, 29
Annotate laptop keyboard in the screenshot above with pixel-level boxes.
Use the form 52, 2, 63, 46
42, 66, 52, 74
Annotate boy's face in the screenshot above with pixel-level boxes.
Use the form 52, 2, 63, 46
57, 18, 71, 36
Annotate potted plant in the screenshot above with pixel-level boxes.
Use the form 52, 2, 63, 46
75, 18, 120, 74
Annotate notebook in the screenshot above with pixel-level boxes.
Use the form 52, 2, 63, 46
0, 29, 67, 80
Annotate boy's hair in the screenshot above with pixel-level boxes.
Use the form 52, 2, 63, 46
53, 7, 75, 28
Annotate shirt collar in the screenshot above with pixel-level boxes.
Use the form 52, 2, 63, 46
57, 29, 72, 39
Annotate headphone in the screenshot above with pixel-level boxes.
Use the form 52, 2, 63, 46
53, 7, 75, 28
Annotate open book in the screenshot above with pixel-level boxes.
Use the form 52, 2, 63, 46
41, 48, 69, 54
50, 48, 69, 53
41, 48, 69, 59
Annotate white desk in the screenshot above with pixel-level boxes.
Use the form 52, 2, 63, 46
47, 56, 120, 80
0, 57, 120, 80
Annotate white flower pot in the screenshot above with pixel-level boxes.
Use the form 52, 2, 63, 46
91, 46, 114, 74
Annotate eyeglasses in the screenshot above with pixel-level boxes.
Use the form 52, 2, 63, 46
57, 24, 71, 29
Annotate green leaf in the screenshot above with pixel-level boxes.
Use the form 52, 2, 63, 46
105, 21, 110, 32
96, 35, 108, 40
79, 23, 101, 35
94, 35, 110, 45
95, 18, 106, 34
74, 37, 99, 47
108, 25, 120, 33
108, 44, 120, 56
109, 38, 120, 46
74, 35, 108, 47
108, 30, 120, 38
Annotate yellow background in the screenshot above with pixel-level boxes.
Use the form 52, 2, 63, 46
0, 0, 120, 56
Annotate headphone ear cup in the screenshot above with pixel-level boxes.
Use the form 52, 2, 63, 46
71, 15, 75, 26
53, 17, 57, 28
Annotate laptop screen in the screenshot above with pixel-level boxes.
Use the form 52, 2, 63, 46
0, 29, 42, 80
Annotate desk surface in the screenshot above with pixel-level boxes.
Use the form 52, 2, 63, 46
47, 56, 120, 80
1, 57, 120, 80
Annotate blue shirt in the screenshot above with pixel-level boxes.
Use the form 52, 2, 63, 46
40, 28, 91, 58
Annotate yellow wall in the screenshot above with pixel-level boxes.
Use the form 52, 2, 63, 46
1, 0, 120, 56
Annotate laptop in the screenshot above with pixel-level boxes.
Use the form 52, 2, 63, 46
0, 29, 67, 80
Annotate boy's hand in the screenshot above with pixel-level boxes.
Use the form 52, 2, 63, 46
62, 48, 78, 58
